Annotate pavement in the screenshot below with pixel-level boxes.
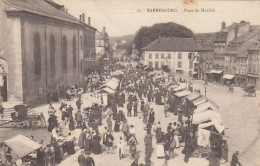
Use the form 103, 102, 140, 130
192, 80, 260, 166
1, 79, 259, 166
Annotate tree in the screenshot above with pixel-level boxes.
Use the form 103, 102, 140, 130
133, 22, 194, 56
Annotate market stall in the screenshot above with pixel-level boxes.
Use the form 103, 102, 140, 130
1, 135, 42, 165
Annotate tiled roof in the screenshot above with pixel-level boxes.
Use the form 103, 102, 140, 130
230, 30, 260, 44
3, 0, 81, 25
142, 37, 197, 52
214, 32, 228, 43
194, 33, 215, 51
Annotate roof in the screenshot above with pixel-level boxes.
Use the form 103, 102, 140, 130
214, 32, 228, 43
97, 87, 115, 94
143, 37, 198, 52
186, 92, 203, 101
194, 33, 215, 51
248, 42, 260, 51
193, 97, 207, 106
223, 30, 260, 57
192, 110, 222, 125
230, 30, 260, 44
3, 0, 92, 27
175, 90, 191, 97
223, 74, 235, 79
4, 135, 42, 158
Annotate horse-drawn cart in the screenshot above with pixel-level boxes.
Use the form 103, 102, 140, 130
0, 104, 46, 129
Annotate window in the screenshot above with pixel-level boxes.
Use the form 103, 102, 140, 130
155, 54, 159, 59
34, 33, 41, 75
161, 53, 164, 59
178, 53, 182, 59
148, 62, 153, 67
178, 61, 182, 68
62, 36, 67, 70
50, 35, 55, 73
80, 36, 83, 50
149, 54, 152, 59
155, 62, 159, 69
73, 36, 77, 68
168, 53, 171, 59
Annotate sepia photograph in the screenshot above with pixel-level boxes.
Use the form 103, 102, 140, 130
0, 0, 260, 165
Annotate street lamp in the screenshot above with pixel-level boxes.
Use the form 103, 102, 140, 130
204, 81, 208, 97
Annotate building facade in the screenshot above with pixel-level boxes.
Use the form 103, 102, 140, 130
0, 0, 96, 104
194, 33, 215, 80
247, 42, 260, 89
143, 37, 198, 76
212, 21, 260, 85
95, 27, 110, 59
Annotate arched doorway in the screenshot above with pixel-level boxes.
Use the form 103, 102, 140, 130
0, 58, 8, 102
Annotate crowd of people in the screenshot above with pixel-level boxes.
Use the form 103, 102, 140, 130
0, 62, 243, 166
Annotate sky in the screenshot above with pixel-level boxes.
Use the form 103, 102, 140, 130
54, 0, 260, 37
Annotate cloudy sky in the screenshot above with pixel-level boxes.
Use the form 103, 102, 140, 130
54, 0, 260, 37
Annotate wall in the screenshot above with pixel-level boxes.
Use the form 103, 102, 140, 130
21, 17, 81, 102
0, 1, 23, 102
144, 50, 198, 76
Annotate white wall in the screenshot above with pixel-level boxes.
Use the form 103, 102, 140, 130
144, 50, 198, 76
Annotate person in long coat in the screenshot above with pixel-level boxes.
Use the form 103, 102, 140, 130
69, 116, 74, 131
231, 151, 241, 166
148, 110, 155, 125
114, 119, 121, 132
92, 131, 101, 154
118, 109, 124, 122
78, 129, 86, 149
84, 131, 92, 153
104, 130, 114, 154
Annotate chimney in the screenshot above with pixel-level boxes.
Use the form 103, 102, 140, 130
82, 13, 85, 23
88, 17, 91, 25
79, 15, 82, 22
103, 27, 106, 33
221, 21, 226, 30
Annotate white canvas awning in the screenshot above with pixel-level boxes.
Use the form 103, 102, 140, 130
222, 74, 235, 79
186, 92, 203, 101
210, 70, 223, 74
198, 120, 225, 134
192, 110, 222, 124
97, 87, 115, 94
193, 97, 207, 106
4, 135, 42, 158
100, 79, 118, 90
111, 70, 124, 76
170, 85, 179, 89
173, 86, 186, 92
194, 102, 218, 114
175, 90, 191, 97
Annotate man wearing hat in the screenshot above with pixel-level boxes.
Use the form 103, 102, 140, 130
231, 151, 241, 166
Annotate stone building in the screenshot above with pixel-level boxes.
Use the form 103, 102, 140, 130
95, 27, 110, 59
143, 37, 198, 76
247, 41, 260, 89
213, 21, 260, 85
0, 0, 96, 104
194, 33, 215, 80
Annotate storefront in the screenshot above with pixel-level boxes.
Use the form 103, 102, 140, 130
247, 73, 259, 89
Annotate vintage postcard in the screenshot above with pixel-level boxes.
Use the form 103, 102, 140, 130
0, 0, 259, 166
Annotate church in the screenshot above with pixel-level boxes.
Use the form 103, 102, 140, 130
0, 0, 96, 104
